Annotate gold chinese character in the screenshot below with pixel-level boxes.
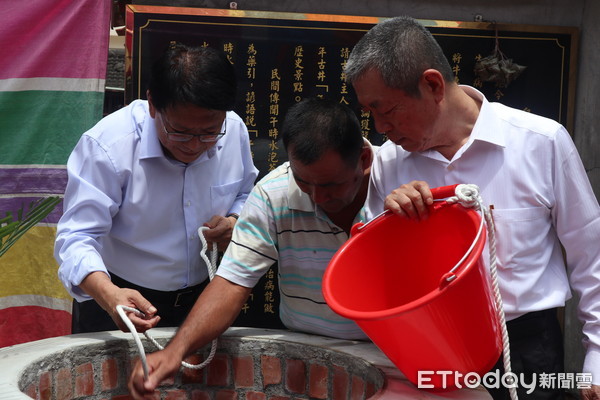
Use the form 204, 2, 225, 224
245, 115, 256, 127
294, 46, 304, 57
264, 291, 275, 303
264, 303, 275, 314
269, 92, 280, 103
223, 42, 234, 54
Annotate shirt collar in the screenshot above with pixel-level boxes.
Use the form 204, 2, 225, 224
460, 85, 506, 148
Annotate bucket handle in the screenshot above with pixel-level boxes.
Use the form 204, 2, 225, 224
354, 184, 460, 235
437, 186, 486, 288
355, 184, 485, 288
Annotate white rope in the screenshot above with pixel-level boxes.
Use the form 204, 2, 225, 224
117, 226, 219, 380
447, 184, 518, 400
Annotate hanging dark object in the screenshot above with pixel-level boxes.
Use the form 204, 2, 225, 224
474, 23, 527, 87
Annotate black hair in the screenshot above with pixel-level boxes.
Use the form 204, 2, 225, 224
281, 97, 364, 167
147, 43, 237, 111
345, 16, 454, 97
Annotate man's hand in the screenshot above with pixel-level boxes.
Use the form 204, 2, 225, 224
102, 286, 161, 332
128, 349, 182, 399
202, 214, 237, 251
582, 385, 600, 399
384, 180, 433, 220
80, 272, 160, 332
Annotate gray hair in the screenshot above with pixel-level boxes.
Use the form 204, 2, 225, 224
345, 16, 454, 97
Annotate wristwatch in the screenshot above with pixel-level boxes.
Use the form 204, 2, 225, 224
226, 213, 239, 220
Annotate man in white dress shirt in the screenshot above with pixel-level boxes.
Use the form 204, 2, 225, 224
345, 16, 600, 400
54, 44, 258, 334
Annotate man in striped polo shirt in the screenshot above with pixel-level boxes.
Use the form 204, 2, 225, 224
129, 97, 376, 397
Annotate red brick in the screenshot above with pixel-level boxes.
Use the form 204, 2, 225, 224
102, 358, 119, 391
191, 390, 211, 400
75, 363, 94, 397
165, 389, 189, 400
55, 367, 73, 400
261, 355, 281, 387
309, 364, 328, 399
215, 389, 237, 400
285, 359, 305, 394
366, 381, 379, 398
25, 383, 37, 398
39, 371, 52, 400
245, 392, 266, 400
350, 375, 365, 400
233, 355, 254, 388
182, 354, 205, 384
332, 366, 349, 400
207, 353, 230, 386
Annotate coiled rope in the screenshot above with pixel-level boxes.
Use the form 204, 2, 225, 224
446, 184, 518, 400
116, 225, 219, 380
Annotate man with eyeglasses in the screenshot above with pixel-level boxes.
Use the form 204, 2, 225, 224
54, 43, 258, 334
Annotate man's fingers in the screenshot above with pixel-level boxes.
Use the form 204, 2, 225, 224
386, 181, 432, 220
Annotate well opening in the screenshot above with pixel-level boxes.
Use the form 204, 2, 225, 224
18, 333, 384, 400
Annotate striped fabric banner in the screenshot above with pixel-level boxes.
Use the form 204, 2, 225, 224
0, 0, 111, 347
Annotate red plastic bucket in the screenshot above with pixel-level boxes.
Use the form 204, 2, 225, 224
322, 185, 502, 392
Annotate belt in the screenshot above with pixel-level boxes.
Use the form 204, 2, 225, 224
111, 273, 208, 308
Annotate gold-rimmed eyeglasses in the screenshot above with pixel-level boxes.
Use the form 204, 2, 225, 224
159, 112, 226, 143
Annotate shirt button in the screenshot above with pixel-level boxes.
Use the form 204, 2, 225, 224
186, 201, 191, 207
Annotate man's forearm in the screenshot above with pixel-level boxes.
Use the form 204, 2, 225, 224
166, 276, 252, 360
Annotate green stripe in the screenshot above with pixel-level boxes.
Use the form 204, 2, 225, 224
280, 273, 323, 282
0, 90, 104, 165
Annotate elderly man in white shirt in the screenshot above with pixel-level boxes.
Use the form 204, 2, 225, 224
345, 16, 600, 400
54, 44, 258, 334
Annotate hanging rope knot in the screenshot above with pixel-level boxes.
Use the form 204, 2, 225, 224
446, 183, 483, 210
